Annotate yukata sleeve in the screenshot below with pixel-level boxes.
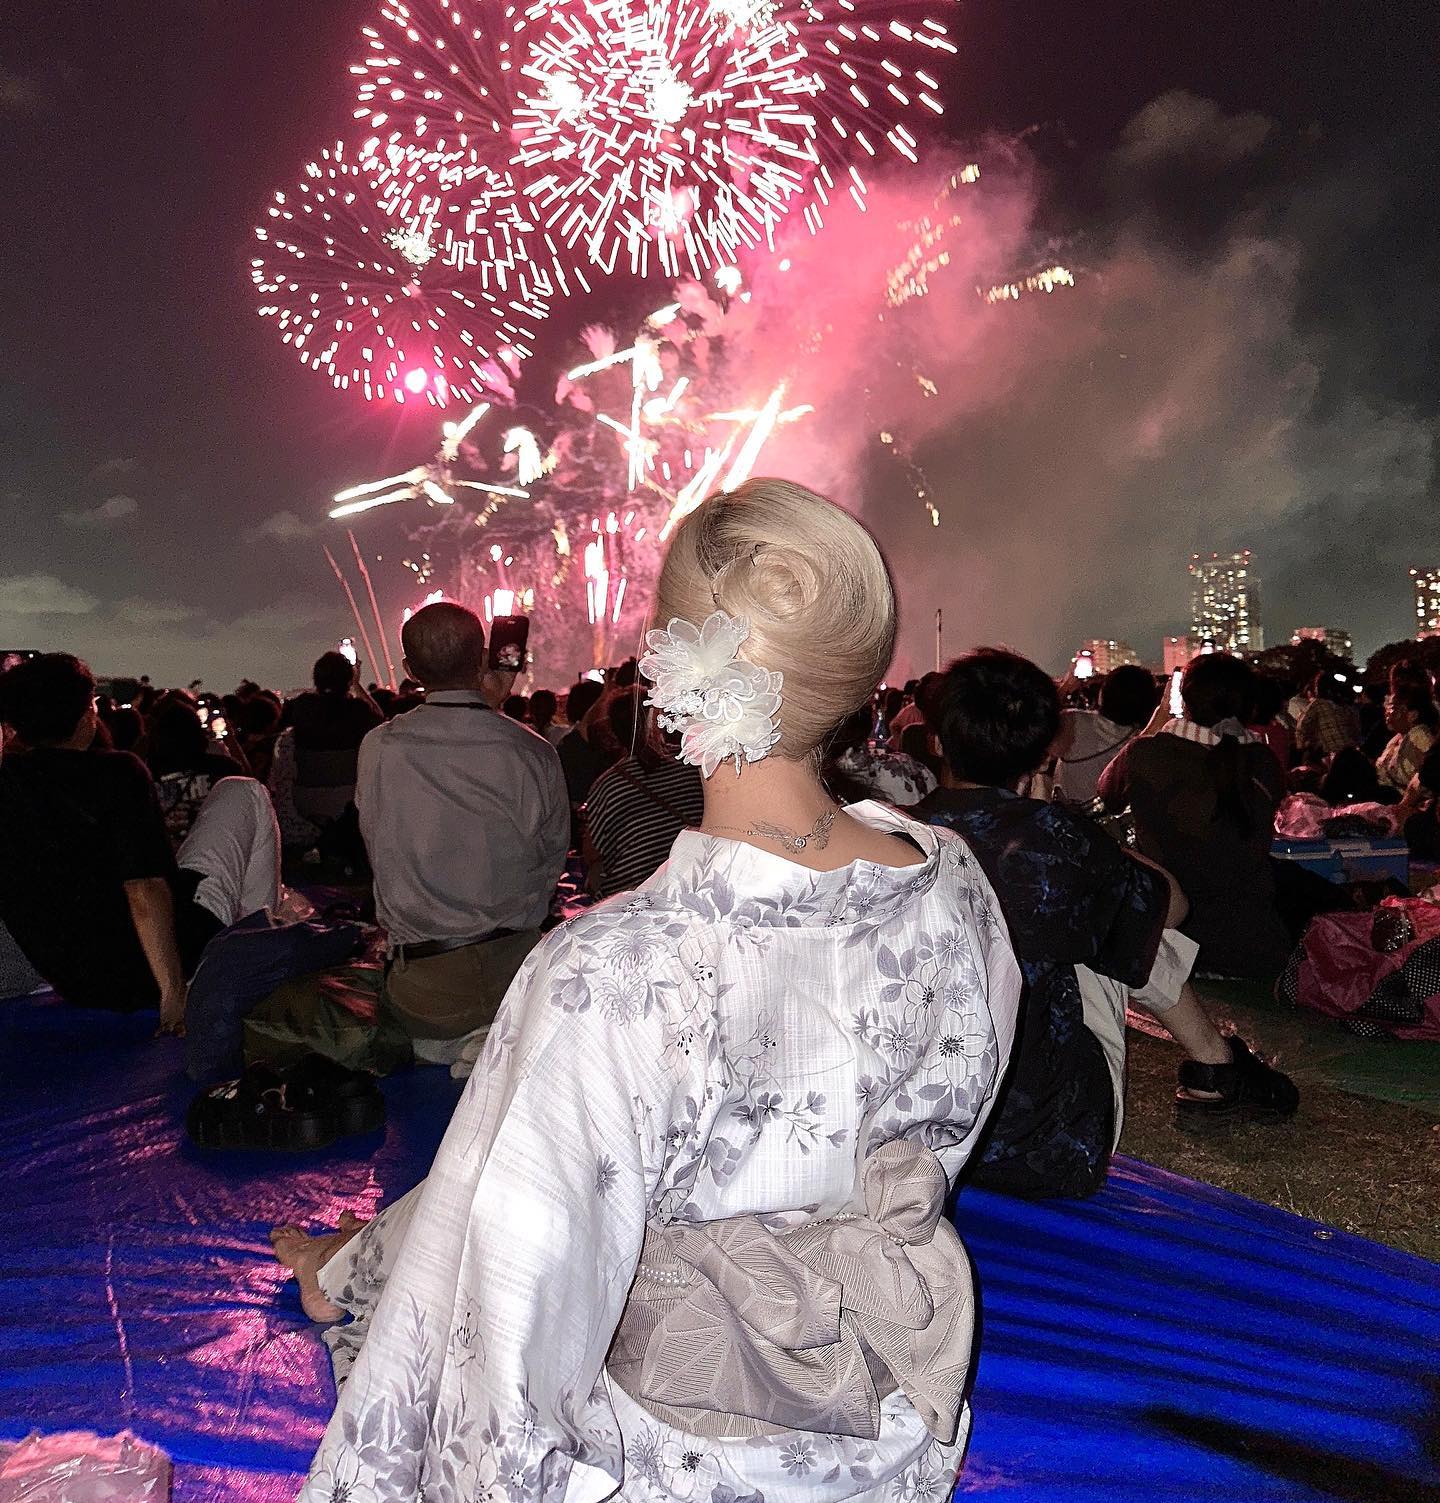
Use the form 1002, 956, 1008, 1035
301, 916, 676, 1503
1034, 805, 1166, 986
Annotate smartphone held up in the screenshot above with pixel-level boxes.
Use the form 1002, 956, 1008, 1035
488, 616, 530, 674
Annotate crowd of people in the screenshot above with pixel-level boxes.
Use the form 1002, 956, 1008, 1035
3, 475, 1432, 1503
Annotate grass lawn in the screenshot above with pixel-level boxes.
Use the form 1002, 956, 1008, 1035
1118, 979, 1440, 1263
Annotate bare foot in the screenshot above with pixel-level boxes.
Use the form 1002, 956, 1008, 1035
270, 1221, 362, 1322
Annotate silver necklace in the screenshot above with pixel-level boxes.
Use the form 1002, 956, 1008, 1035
702, 807, 839, 856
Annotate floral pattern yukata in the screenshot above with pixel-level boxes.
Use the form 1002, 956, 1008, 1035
303, 802, 1021, 1503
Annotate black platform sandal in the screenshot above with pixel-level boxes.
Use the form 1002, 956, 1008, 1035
1175, 1037, 1300, 1125
281, 1054, 386, 1139
186, 1063, 339, 1151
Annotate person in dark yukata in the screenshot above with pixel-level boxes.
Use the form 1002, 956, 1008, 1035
917, 649, 1298, 1199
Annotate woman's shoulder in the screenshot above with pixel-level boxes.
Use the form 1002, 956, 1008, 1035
543, 885, 692, 948
503, 893, 703, 1053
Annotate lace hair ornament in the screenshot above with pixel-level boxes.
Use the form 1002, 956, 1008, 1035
639, 610, 783, 778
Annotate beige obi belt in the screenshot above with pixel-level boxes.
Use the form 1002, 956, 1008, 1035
609, 1139, 974, 1443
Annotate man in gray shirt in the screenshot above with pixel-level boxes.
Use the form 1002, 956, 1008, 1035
358, 602, 568, 1043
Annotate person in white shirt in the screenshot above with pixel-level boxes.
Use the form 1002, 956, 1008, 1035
1375, 682, 1440, 792
1050, 664, 1159, 806
357, 602, 569, 1044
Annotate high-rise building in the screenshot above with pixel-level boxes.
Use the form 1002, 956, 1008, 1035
1078, 639, 1138, 675
1291, 626, 1354, 660
1163, 636, 1199, 674
1411, 568, 1440, 634
1190, 551, 1263, 652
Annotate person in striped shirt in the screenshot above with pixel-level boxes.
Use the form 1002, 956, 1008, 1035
581, 690, 703, 898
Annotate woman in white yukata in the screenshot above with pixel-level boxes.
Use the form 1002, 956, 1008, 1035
272, 478, 1021, 1503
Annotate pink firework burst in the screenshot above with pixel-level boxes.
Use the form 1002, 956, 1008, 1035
509, 0, 826, 278
778, 0, 957, 168
351, 0, 523, 142
350, 1, 958, 280
364, 133, 594, 303
252, 140, 547, 406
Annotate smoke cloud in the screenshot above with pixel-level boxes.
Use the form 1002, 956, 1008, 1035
728, 90, 1436, 678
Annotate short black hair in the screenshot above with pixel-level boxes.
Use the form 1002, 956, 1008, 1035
913, 671, 947, 730
1247, 673, 1289, 724
146, 698, 208, 776
1180, 653, 1253, 728
501, 694, 528, 720
936, 649, 1061, 787
1098, 664, 1161, 728
1389, 679, 1440, 730
530, 688, 558, 723
313, 651, 355, 695
401, 602, 486, 688
0, 652, 95, 746
103, 704, 144, 751
566, 678, 605, 724
238, 695, 281, 735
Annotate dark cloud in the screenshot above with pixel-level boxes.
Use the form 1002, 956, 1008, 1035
0, 573, 98, 616
60, 494, 139, 528
87, 456, 139, 482
113, 597, 202, 626
248, 510, 316, 543
1111, 89, 1272, 176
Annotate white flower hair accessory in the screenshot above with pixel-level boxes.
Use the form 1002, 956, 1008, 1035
639, 610, 783, 778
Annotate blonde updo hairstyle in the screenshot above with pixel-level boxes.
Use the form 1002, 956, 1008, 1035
654, 478, 896, 760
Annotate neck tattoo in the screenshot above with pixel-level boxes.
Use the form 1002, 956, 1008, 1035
704, 807, 840, 856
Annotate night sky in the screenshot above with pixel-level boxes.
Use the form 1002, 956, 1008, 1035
2, 1, 1437, 688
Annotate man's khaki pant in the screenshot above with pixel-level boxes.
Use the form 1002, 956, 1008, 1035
384, 929, 542, 1040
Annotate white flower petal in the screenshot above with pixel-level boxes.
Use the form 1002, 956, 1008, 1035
639, 609, 781, 778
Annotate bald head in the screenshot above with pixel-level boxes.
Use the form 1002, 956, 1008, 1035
401, 602, 487, 690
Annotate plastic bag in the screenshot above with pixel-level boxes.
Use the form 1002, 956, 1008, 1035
1275, 793, 1398, 839
0, 1431, 171, 1503
1280, 895, 1440, 1041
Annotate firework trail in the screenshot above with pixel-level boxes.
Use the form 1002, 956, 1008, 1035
362, 133, 596, 306
332, 266, 817, 667
979, 264, 1076, 303
778, 0, 957, 166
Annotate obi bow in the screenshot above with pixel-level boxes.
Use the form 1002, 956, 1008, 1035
608, 1139, 973, 1442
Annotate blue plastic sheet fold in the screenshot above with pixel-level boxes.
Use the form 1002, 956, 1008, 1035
2, 992, 1437, 1503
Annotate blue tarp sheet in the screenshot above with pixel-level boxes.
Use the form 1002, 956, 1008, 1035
2, 991, 1437, 1503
